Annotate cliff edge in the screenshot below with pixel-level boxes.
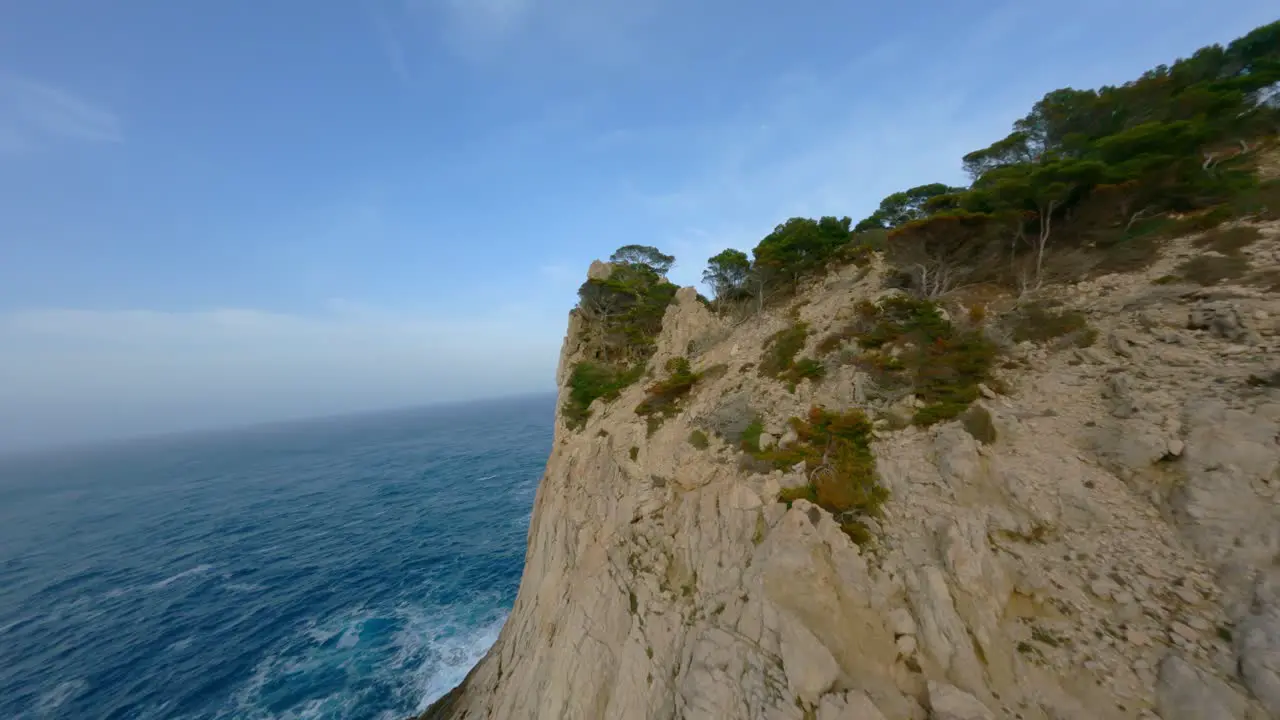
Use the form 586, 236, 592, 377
420, 221, 1280, 719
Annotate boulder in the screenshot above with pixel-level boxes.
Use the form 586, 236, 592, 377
927, 681, 994, 720
779, 613, 840, 707
1238, 571, 1280, 715
1188, 301, 1260, 344
1155, 654, 1251, 720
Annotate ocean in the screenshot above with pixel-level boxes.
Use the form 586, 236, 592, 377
0, 394, 553, 720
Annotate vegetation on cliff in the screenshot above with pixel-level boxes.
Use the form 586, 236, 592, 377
695, 20, 1280, 307
562, 20, 1279, 433
849, 296, 998, 426
764, 407, 887, 545
634, 356, 723, 434
563, 245, 680, 429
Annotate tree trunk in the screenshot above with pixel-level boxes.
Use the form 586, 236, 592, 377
1125, 206, 1153, 232
1035, 200, 1056, 289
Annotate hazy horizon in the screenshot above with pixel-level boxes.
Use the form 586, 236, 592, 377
0, 390, 558, 457
3, 1, 1277, 449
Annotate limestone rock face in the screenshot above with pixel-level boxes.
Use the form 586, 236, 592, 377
422, 226, 1280, 719
927, 682, 994, 720
1156, 654, 1252, 720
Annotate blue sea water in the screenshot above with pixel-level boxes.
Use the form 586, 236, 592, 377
0, 394, 553, 720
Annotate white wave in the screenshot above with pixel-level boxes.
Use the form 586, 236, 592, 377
219, 599, 509, 719
222, 582, 266, 593
36, 678, 86, 714
167, 636, 194, 653
336, 624, 361, 650
404, 609, 507, 711
0, 614, 35, 636
149, 564, 215, 590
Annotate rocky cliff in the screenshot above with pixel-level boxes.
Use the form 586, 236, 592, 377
421, 222, 1280, 719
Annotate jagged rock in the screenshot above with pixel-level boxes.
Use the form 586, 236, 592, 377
430, 233, 1280, 719
1108, 329, 1145, 360
888, 607, 917, 637
895, 634, 917, 657
650, 286, 726, 372
779, 427, 799, 448
1189, 301, 1261, 345
933, 425, 981, 487
779, 612, 840, 707
908, 566, 987, 697
703, 392, 756, 443
1155, 654, 1251, 720
1102, 373, 1139, 418
927, 682, 994, 720
1075, 346, 1110, 364
1171, 399, 1280, 584
1238, 571, 1280, 715
587, 259, 614, 280
817, 691, 887, 720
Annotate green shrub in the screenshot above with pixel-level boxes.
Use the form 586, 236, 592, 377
1194, 224, 1263, 255
1230, 178, 1280, 221
1247, 268, 1280, 292
576, 267, 678, 363
759, 322, 809, 379
1176, 254, 1252, 286
688, 430, 710, 450
1090, 232, 1163, 275
1006, 302, 1093, 346
786, 357, 826, 385
763, 407, 887, 545
740, 417, 765, 453
629, 446, 640, 461
847, 296, 997, 426
635, 357, 704, 432
563, 361, 644, 429
816, 325, 858, 356
1175, 205, 1235, 234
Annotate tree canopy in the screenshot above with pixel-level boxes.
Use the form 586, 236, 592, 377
691, 19, 1280, 308
610, 245, 676, 275
752, 216, 853, 283
577, 245, 679, 363
702, 249, 752, 301
855, 184, 965, 231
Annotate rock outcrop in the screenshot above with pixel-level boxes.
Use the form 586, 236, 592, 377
421, 220, 1280, 719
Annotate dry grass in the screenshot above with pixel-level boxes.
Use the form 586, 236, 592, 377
1247, 268, 1280, 292
1177, 255, 1252, 286
1193, 225, 1263, 254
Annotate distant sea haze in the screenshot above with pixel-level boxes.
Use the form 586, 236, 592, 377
0, 394, 553, 720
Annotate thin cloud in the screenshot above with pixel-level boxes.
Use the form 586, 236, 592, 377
406, 0, 662, 65
370, 4, 411, 83
408, 0, 535, 53
0, 74, 122, 152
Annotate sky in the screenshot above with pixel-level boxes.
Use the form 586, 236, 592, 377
0, 1, 1276, 450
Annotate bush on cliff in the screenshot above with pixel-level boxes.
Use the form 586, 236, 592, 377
763, 407, 887, 545
565, 246, 682, 431
758, 322, 826, 389
563, 361, 644, 430
851, 296, 997, 425
635, 357, 701, 423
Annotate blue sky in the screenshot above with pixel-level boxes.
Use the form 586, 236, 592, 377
0, 1, 1276, 449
